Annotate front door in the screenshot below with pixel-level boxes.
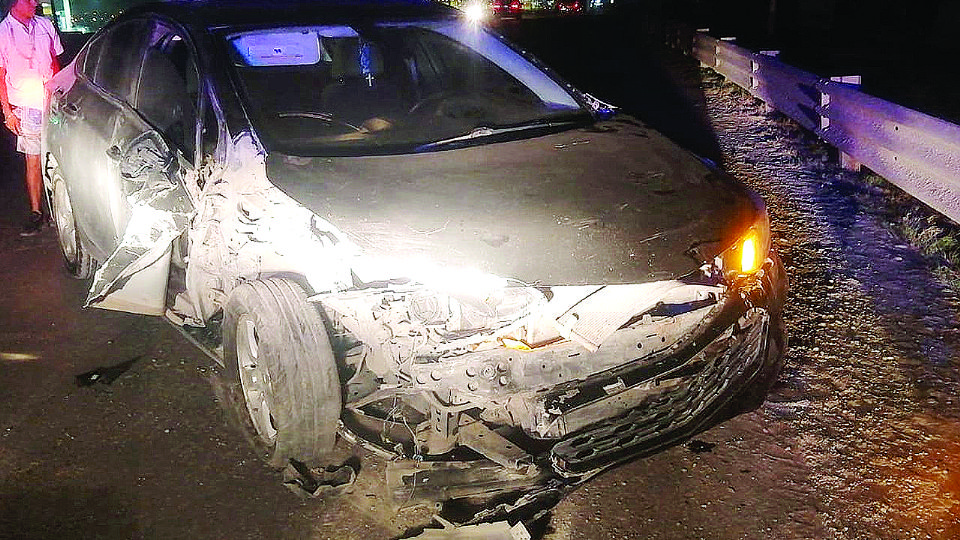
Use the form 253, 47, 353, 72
85, 21, 201, 315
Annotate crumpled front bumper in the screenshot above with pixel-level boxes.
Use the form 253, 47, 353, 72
382, 255, 787, 523
545, 253, 788, 476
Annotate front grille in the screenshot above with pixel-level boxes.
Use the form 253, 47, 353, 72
550, 309, 770, 475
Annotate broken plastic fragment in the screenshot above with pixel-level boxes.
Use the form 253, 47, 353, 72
578, 91, 618, 120
687, 439, 716, 453
282, 459, 356, 498
499, 337, 531, 351
75, 356, 141, 386
406, 518, 530, 540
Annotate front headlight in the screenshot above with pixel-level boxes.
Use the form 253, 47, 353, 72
718, 207, 771, 278
408, 286, 545, 333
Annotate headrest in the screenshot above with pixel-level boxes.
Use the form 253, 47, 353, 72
328, 39, 383, 80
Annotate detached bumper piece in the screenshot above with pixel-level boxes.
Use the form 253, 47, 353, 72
387, 459, 550, 506
551, 307, 771, 476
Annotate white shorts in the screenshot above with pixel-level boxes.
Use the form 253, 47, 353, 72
13, 106, 42, 155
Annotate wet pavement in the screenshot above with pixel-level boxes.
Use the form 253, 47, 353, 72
1, 16, 959, 540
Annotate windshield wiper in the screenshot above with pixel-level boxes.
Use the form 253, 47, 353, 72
415, 120, 581, 152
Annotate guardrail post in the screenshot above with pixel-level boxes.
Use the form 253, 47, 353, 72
819, 88, 830, 128
823, 75, 863, 171
707, 36, 735, 70
696, 29, 710, 67
753, 51, 780, 113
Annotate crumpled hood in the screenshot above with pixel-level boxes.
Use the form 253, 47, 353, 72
265, 118, 759, 285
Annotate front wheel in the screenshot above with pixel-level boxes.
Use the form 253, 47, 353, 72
51, 168, 95, 279
223, 278, 342, 468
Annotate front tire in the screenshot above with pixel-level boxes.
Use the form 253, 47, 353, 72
223, 278, 342, 468
51, 168, 94, 279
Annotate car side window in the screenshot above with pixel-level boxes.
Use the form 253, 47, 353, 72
135, 27, 199, 161
87, 21, 150, 102
79, 36, 101, 80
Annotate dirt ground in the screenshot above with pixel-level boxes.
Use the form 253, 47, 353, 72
1, 14, 958, 540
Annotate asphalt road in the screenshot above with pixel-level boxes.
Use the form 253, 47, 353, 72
1, 13, 958, 540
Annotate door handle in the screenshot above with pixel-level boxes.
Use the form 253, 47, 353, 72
106, 145, 122, 161
61, 101, 80, 118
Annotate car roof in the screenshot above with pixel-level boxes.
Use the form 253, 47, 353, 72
123, 0, 457, 30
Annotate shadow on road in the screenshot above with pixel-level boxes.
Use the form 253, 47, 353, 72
0, 487, 138, 540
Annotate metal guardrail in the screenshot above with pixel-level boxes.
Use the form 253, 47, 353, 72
681, 31, 960, 225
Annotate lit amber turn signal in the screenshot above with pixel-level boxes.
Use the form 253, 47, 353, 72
740, 233, 758, 273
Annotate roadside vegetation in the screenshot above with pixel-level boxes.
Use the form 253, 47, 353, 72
859, 172, 960, 292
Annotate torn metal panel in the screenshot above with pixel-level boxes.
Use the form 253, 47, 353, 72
180, 133, 361, 323
86, 132, 194, 314
554, 281, 683, 350
88, 239, 174, 315
282, 459, 356, 499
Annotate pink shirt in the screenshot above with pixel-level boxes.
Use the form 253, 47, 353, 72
0, 14, 63, 108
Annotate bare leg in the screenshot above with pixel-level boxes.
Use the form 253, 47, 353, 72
25, 153, 41, 214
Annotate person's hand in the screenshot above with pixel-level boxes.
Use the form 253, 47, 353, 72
3, 110, 19, 136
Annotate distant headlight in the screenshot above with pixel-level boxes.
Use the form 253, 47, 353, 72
462, 2, 489, 23
718, 207, 771, 277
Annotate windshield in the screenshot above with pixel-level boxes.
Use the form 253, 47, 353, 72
224, 20, 589, 156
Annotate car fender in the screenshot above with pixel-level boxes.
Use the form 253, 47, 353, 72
181, 133, 359, 322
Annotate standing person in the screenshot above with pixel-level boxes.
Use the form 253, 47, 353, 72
0, 0, 62, 236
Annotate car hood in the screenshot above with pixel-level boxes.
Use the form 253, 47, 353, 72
265, 118, 758, 286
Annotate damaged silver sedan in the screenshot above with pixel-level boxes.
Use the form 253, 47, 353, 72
43, 0, 786, 526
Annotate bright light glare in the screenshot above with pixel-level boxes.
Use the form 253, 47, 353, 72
740, 234, 758, 273
23, 77, 44, 103
416, 264, 507, 295
365, 256, 508, 295
0, 352, 39, 362
463, 2, 488, 23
